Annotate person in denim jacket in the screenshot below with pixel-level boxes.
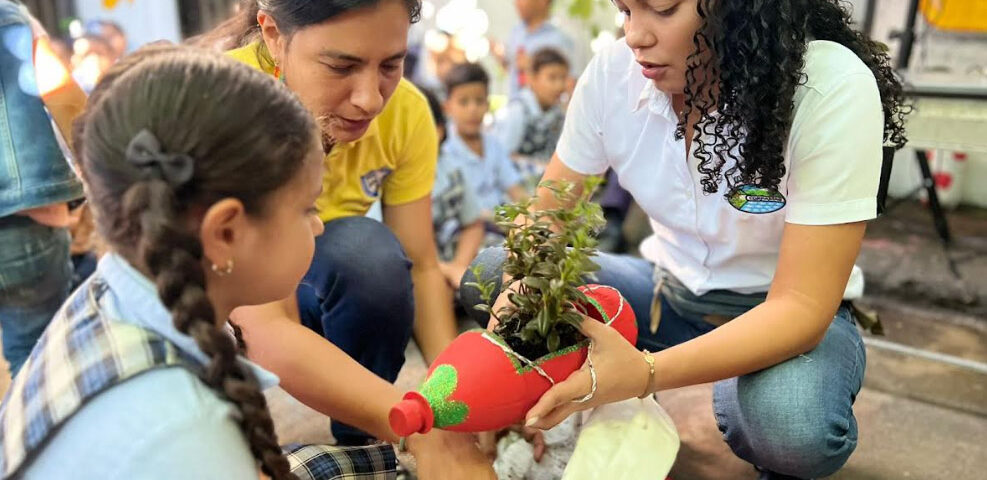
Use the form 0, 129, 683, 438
0, 0, 84, 376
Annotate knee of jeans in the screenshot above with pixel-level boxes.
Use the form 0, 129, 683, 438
317, 218, 413, 316
714, 379, 857, 479
458, 247, 506, 319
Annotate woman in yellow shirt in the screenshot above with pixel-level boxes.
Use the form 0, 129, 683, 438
205, 1, 491, 478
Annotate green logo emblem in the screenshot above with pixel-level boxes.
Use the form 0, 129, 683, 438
727, 184, 786, 214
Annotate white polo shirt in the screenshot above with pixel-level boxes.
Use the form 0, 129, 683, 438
558, 39, 884, 298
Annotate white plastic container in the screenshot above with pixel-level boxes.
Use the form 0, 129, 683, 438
924, 149, 968, 209
562, 397, 680, 480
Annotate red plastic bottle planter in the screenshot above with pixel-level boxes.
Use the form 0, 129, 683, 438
390, 284, 638, 436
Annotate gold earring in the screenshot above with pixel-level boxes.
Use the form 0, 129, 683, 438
211, 259, 234, 277
273, 60, 284, 83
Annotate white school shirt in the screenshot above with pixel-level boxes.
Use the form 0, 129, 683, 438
24, 254, 280, 479
506, 21, 576, 98
440, 127, 523, 212
557, 39, 884, 298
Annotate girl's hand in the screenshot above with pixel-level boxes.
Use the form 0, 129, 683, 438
524, 315, 651, 430
409, 430, 496, 480
476, 424, 546, 462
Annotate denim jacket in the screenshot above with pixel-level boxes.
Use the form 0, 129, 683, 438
0, 1, 83, 218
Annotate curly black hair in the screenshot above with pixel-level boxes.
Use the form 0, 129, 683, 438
680, 0, 910, 195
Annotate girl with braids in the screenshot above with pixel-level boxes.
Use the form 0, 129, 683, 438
0, 46, 400, 479
463, 1, 909, 478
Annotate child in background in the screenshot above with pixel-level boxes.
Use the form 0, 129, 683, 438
505, 0, 575, 99
494, 48, 569, 192
420, 85, 493, 290
441, 63, 526, 218
0, 46, 395, 480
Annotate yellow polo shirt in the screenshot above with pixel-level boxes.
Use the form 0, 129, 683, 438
227, 42, 437, 222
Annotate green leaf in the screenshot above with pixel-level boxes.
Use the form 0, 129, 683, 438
522, 276, 550, 291
523, 319, 541, 332
561, 312, 584, 330
473, 304, 492, 315
536, 309, 551, 337
547, 330, 560, 353
521, 328, 538, 343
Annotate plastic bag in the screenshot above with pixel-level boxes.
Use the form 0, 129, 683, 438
562, 397, 680, 480
494, 416, 580, 480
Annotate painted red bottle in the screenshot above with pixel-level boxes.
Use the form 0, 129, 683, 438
390, 285, 638, 436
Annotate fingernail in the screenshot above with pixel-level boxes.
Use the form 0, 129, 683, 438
525, 416, 539, 427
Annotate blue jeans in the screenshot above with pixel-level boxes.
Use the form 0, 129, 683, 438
0, 4, 84, 217
297, 217, 415, 445
461, 248, 866, 479
0, 216, 72, 377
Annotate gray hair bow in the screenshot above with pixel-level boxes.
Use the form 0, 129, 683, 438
125, 129, 195, 187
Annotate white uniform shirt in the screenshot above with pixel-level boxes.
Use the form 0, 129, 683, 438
506, 21, 576, 98
557, 39, 884, 298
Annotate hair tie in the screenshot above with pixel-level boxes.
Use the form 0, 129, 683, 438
125, 129, 195, 187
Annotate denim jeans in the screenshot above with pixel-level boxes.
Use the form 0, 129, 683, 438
0, 3, 84, 217
461, 248, 866, 479
296, 217, 415, 445
0, 215, 72, 376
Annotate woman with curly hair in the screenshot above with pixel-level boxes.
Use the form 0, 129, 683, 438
463, 0, 909, 477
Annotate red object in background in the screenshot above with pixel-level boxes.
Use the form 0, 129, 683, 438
517, 46, 528, 89
933, 172, 954, 189
390, 285, 638, 436
924, 149, 968, 209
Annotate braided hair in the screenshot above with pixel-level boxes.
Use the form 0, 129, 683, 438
680, 0, 910, 195
77, 47, 318, 480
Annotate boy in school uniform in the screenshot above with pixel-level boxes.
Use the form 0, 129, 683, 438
494, 47, 569, 191
440, 63, 527, 217
419, 85, 496, 291
505, 0, 576, 99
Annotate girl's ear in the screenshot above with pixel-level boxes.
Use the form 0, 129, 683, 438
199, 198, 247, 272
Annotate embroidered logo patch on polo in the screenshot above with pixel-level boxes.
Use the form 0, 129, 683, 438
727, 184, 786, 214
360, 167, 392, 198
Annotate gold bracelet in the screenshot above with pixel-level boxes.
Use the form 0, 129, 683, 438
638, 350, 656, 399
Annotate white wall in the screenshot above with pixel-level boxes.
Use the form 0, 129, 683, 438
74, 0, 182, 51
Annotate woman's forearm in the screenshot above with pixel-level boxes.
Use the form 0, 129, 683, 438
411, 264, 459, 364
238, 314, 403, 442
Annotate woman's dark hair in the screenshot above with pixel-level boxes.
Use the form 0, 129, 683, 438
530, 47, 569, 74
197, 0, 421, 60
77, 46, 317, 480
443, 62, 490, 96
417, 83, 447, 143
682, 0, 910, 195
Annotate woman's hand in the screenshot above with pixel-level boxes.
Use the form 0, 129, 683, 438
524, 315, 651, 430
408, 430, 496, 480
